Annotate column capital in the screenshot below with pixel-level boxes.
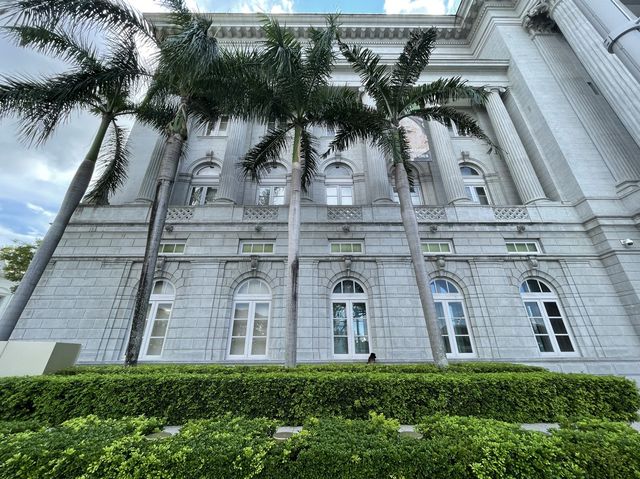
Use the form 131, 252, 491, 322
483, 86, 506, 95
523, 1, 558, 36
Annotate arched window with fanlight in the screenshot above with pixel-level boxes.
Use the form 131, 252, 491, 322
228, 279, 271, 358
520, 279, 576, 354
331, 279, 370, 358
460, 165, 490, 205
141, 279, 175, 360
189, 163, 221, 205
430, 279, 474, 357
325, 163, 354, 205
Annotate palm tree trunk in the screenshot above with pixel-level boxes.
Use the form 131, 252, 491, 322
394, 162, 448, 368
284, 126, 303, 368
124, 132, 183, 366
0, 114, 113, 340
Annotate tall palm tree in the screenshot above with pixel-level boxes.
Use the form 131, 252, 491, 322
123, 1, 253, 365
326, 28, 493, 367
0, 11, 158, 340
238, 16, 364, 368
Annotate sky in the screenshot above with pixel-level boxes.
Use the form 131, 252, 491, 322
0, 0, 461, 246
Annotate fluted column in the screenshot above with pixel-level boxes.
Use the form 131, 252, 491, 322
360, 93, 393, 203
136, 137, 166, 202
216, 119, 252, 203
484, 88, 547, 204
426, 121, 469, 204
530, 30, 640, 193
549, 0, 640, 148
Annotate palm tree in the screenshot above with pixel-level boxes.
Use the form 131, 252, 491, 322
0, 9, 158, 340
238, 16, 364, 368
123, 1, 253, 365
326, 28, 493, 367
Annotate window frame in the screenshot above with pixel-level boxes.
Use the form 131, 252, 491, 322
430, 279, 475, 358
421, 241, 453, 255
140, 280, 175, 360
159, 242, 186, 255
256, 184, 286, 206
506, 240, 541, 254
189, 163, 221, 206
520, 279, 578, 356
204, 115, 229, 136
329, 241, 364, 255
239, 241, 276, 255
227, 279, 271, 359
461, 165, 491, 205
331, 279, 371, 359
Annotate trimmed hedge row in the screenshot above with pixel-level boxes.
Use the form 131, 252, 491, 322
1, 370, 637, 423
1, 414, 639, 478
58, 361, 547, 375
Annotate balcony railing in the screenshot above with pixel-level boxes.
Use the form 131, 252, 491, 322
492, 206, 530, 221
414, 207, 447, 222
327, 206, 363, 221
243, 206, 279, 221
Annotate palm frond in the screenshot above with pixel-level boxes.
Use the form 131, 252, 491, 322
242, 126, 290, 182
300, 128, 319, 189
260, 16, 302, 79
410, 105, 496, 149
2, 25, 98, 67
0, 0, 155, 41
84, 120, 129, 205
377, 125, 411, 166
338, 41, 392, 115
157, 0, 193, 27
390, 28, 437, 91
302, 15, 339, 95
403, 77, 487, 112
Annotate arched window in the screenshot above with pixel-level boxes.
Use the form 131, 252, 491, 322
520, 279, 575, 354
141, 280, 175, 359
331, 279, 370, 358
392, 167, 424, 205
189, 163, 220, 205
430, 279, 474, 357
461, 165, 490, 205
325, 163, 354, 205
228, 279, 271, 358
257, 164, 286, 205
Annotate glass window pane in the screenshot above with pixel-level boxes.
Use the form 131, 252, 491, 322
331, 244, 340, 253
524, 302, 542, 317
263, 243, 274, 253
156, 304, 172, 319
333, 303, 346, 318
507, 243, 517, 253
516, 243, 528, 252
234, 303, 249, 319
251, 338, 267, 355
441, 243, 450, 253
456, 336, 473, 354
334, 337, 348, 354
352, 303, 368, 336
539, 282, 552, 293
242, 244, 252, 253
354, 336, 369, 354
174, 244, 185, 253
443, 335, 451, 354
146, 338, 164, 356
352, 243, 362, 253
544, 302, 561, 317
354, 282, 364, 294
230, 338, 245, 355
257, 188, 270, 205
232, 320, 247, 336
476, 188, 489, 205
273, 187, 285, 204
333, 283, 342, 294
435, 302, 445, 318
189, 187, 203, 205
520, 282, 530, 293
333, 318, 347, 336
556, 336, 574, 352
151, 320, 168, 337
326, 186, 337, 197
452, 318, 469, 336
253, 320, 268, 337
255, 303, 269, 319
549, 317, 568, 335
529, 317, 548, 335
528, 280, 542, 293
342, 281, 354, 294
448, 302, 464, 318
436, 280, 448, 294
204, 188, 217, 204
153, 282, 164, 295
536, 335, 554, 352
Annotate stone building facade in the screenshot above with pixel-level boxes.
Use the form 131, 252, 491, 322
7, 0, 640, 379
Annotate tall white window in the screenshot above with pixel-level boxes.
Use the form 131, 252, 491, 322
141, 280, 175, 360
331, 279, 370, 358
205, 115, 229, 136
189, 163, 220, 205
228, 279, 271, 358
257, 164, 287, 205
392, 167, 424, 205
325, 163, 354, 205
430, 279, 474, 357
520, 279, 576, 354
461, 165, 490, 205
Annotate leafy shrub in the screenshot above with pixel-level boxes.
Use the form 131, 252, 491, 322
0, 420, 45, 434
0, 370, 636, 424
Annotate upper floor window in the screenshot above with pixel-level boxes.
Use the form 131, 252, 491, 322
189, 163, 220, 206
205, 115, 229, 136
392, 167, 424, 205
506, 241, 541, 254
330, 241, 364, 254
331, 279, 370, 358
239, 241, 275, 255
430, 279, 474, 357
520, 279, 576, 354
141, 280, 175, 360
257, 164, 287, 206
461, 165, 490, 205
228, 279, 271, 358
325, 163, 353, 205
159, 242, 186, 255
422, 241, 453, 254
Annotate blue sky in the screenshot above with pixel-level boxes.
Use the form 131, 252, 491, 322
0, 0, 461, 246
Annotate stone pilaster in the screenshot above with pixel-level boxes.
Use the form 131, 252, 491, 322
484, 88, 547, 204
548, 0, 640, 148
426, 121, 469, 204
216, 119, 252, 203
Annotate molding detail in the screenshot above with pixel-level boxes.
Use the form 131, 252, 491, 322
523, 1, 559, 36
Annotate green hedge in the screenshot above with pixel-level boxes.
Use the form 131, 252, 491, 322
1, 415, 639, 478
58, 361, 547, 375
0, 370, 637, 423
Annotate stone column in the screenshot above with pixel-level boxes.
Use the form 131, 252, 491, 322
524, 11, 640, 193
547, 0, 640, 148
361, 94, 393, 203
216, 119, 252, 204
426, 121, 469, 204
484, 88, 547, 204
136, 138, 166, 202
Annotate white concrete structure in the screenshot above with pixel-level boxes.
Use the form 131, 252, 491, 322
7, 1, 640, 380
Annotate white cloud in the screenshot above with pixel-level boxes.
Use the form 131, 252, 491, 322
26, 203, 56, 219
237, 0, 294, 14
384, 0, 447, 15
